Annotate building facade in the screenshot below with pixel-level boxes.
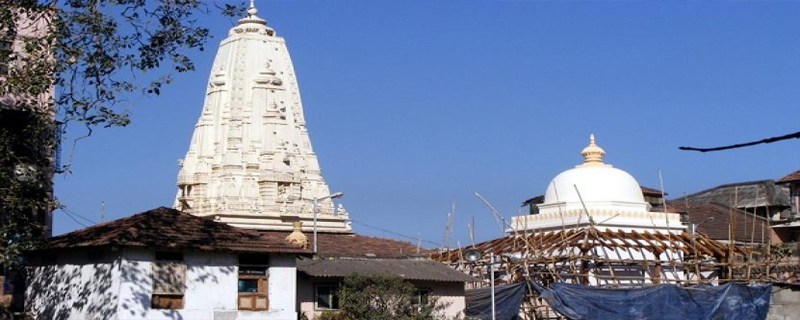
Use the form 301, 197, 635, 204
25, 207, 308, 320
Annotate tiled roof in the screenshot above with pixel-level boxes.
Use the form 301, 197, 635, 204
777, 169, 800, 184
297, 259, 476, 282
667, 202, 769, 243
257, 231, 431, 259
671, 180, 790, 208
38, 207, 310, 254
641, 186, 667, 197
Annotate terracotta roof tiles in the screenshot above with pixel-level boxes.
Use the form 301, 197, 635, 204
667, 202, 769, 243
777, 169, 800, 184
38, 207, 310, 254
256, 231, 431, 259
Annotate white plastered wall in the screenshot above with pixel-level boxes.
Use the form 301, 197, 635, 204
27, 248, 298, 320
118, 249, 298, 320
25, 249, 122, 320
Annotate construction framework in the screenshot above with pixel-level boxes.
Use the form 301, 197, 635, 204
434, 226, 797, 319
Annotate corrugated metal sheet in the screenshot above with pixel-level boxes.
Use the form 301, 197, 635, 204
298, 259, 476, 282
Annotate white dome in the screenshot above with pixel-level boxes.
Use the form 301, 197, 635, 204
543, 166, 645, 204
538, 135, 648, 214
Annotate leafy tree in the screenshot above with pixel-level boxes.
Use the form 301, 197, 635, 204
0, 0, 245, 269
324, 274, 455, 320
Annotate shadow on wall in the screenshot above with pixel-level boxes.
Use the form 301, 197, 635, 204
118, 250, 236, 320
27, 249, 236, 320
26, 254, 117, 320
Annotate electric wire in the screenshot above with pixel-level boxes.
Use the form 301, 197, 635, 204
349, 219, 442, 248
59, 209, 89, 228
59, 207, 96, 227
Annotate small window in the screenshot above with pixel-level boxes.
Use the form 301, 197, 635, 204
152, 251, 186, 309
238, 255, 268, 311
152, 294, 184, 309
239, 254, 269, 266
0, 40, 12, 76
87, 250, 105, 262
315, 284, 339, 310
155, 251, 184, 261
413, 288, 431, 305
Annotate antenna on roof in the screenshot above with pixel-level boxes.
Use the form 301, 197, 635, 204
100, 201, 105, 223
442, 198, 455, 251
474, 192, 508, 236
468, 216, 476, 248
416, 233, 421, 254
659, 170, 668, 213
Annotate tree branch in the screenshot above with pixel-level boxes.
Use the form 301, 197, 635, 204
679, 130, 800, 152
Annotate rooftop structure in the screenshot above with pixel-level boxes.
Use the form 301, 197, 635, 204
510, 135, 685, 233
672, 180, 791, 221
174, 3, 350, 233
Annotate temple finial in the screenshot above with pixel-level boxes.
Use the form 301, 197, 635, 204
238, 0, 267, 26
248, 0, 257, 16
578, 133, 607, 167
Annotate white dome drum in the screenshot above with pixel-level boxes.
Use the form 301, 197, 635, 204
538, 134, 649, 215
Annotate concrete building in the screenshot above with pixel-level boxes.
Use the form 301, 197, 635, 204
1, 10, 55, 313
25, 207, 309, 320
292, 233, 473, 319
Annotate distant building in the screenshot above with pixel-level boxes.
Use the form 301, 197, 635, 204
672, 180, 791, 221
25, 207, 309, 320
773, 169, 800, 245
668, 202, 770, 244
293, 234, 473, 319
1, 10, 55, 312
776, 169, 800, 217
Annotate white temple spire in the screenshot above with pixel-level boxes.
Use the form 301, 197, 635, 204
175, 9, 350, 233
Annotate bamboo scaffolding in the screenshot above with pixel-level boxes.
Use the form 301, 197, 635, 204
433, 223, 794, 320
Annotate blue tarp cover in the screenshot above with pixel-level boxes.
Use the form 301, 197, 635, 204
465, 282, 527, 320
532, 282, 772, 320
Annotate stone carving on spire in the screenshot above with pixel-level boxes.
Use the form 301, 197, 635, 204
174, 7, 350, 233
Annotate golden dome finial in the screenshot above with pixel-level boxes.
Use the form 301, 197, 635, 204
579, 133, 607, 167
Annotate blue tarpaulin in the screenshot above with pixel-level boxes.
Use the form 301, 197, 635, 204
465, 282, 527, 320
531, 282, 772, 320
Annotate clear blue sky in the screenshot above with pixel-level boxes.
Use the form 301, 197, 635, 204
55, 1, 800, 247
